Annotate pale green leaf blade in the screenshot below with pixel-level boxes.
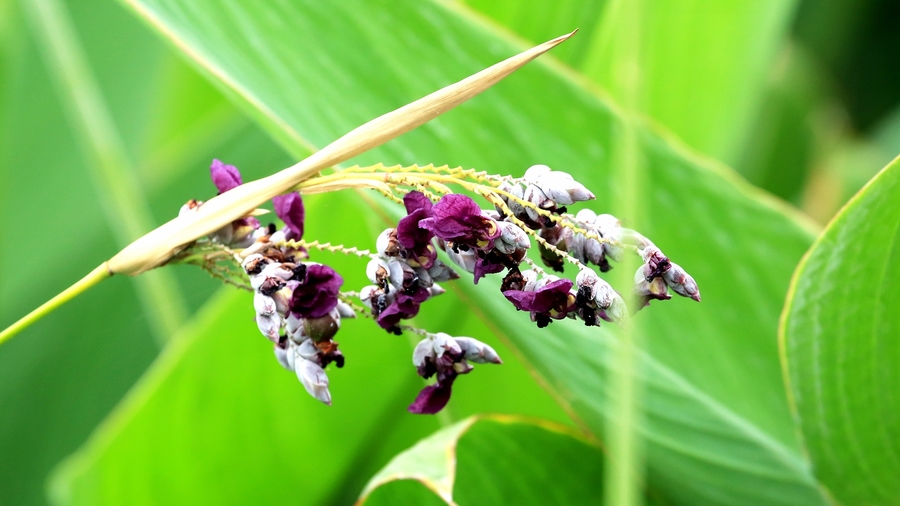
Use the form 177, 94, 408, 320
461, 0, 798, 165
359, 416, 605, 506
781, 157, 900, 505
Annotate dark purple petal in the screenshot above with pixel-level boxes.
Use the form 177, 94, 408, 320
376, 292, 423, 329
473, 255, 505, 284
290, 264, 342, 319
210, 159, 242, 193
408, 380, 454, 414
419, 194, 500, 249
273, 192, 305, 239
396, 192, 437, 268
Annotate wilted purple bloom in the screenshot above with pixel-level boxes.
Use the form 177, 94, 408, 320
376, 287, 429, 331
408, 382, 454, 415
420, 194, 500, 250
210, 159, 243, 194
273, 192, 305, 240
503, 278, 575, 327
290, 264, 343, 319
396, 191, 437, 268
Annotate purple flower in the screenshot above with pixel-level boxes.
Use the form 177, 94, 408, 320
376, 287, 429, 331
273, 192, 305, 240
210, 159, 243, 194
396, 191, 437, 268
408, 382, 454, 415
420, 194, 500, 250
290, 264, 343, 319
503, 278, 575, 327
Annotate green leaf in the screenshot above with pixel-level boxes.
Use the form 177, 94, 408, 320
55, 0, 826, 504
359, 416, 605, 506
461, 0, 798, 165
781, 156, 900, 505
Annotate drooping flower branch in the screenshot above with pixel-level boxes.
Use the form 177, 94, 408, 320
170, 161, 700, 414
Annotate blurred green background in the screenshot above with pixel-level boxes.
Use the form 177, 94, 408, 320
1, 0, 898, 505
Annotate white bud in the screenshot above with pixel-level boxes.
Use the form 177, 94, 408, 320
575, 209, 598, 223
412, 337, 435, 367
386, 258, 411, 290
254, 292, 277, 316
604, 293, 628, 324
376, 228, 394, 256
576, 268, 600, 297
429, 284, 446, 297
178, 200, 200, 217
241, 254, 268, 275
274, 345, 292, 371
523, 164, 552, 182
261, 262, 293, 281
415, 267, 434, 288
336, 301, 356, 318
294, 359, 332, 405
563, 228, 586, 263
431, 332, 462, 358
454, 337, 502, 364
521, 269, 539, 291
256, 313, 282, 343
593, 278, 618, 310
297, 339, 321, 362
272, 287, 292, 317
366, 257, 391, 285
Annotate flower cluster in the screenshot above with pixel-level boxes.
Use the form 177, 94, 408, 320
176, 161, 700, 414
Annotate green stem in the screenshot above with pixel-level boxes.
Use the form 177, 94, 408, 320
0, 264, 111, 346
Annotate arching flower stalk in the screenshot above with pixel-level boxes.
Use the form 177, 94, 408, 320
170, 160, 701, 414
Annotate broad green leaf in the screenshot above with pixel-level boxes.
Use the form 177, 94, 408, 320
781, 156, 900, 505
359, 416, 605, 506
58, 0, 826, 504
462, 0, 798, 166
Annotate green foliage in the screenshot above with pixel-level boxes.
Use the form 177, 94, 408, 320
359, 416, 606, 505
1, 0, 898, 505
781, 157, 900, 505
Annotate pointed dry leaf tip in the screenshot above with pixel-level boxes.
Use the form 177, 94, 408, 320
106, 32, 575, 276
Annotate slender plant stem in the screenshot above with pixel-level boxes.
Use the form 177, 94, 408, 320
603, 1, 646, 505
0, 265, 111, 346
23, 0, 187, 343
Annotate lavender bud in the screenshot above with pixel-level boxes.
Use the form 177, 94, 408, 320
498, 181, 525, 217
495, 221, 530, 255
563, 227, 586, 263
274, 345, 292, 371
295, 359, 332, 405
415, 267, 434, 288
663, 262, 701, 301
521, 269, 539, 291
286, 313, 308, 344
297, 339, 321, 362
595, 214, 625, 261
256, 313, 282, 343
427, 259, 459, 282
454, 337, 502, 364
253, 292, 277, 316
446, 247, 477, 273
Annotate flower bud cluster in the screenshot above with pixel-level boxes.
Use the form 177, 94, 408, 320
409, 332, 501, 414
176, 160, 702, 415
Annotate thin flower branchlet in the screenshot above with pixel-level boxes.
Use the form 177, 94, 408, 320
171, 160, 701, 414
